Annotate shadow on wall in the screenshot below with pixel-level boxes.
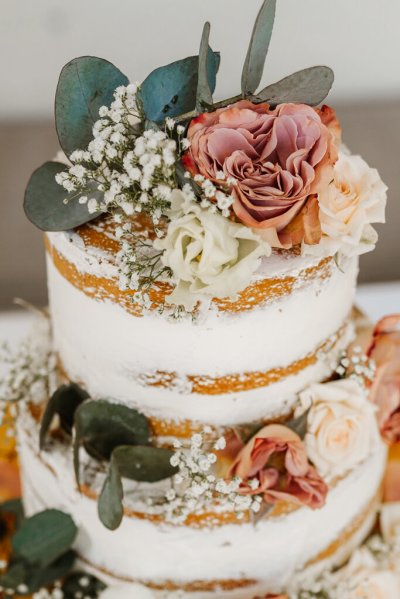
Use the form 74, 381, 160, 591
0, 99, 399, 310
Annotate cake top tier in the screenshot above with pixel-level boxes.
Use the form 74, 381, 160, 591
24, 0, 386, 316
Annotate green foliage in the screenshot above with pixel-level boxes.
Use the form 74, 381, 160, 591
241, 0, 276, 95
24, 161, 102, 231
40, 383, 89, 449
286, 407, 310, 440
73, 400, 150, 485
196, 22, 213, 112
0, 509, 78, 594
12, 509, 77, 568
98, 445, 178, 530
140, 49, 220, 122
257, 65, 334, 106
55, 56, 129, 157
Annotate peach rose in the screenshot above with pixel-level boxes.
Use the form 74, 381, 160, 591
229, 424, 328, 509
367, 315, 400, 444
183, 101, 340, 248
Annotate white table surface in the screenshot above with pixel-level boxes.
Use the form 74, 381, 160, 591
0, 282, 399, 348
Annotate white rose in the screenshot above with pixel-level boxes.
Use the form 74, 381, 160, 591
304, 150, 387, 258
298, 379, 379, 480
380, 502, 400, 545
99, 584, 155, 598
349, 569, 400, 599
154, 190, 271, 310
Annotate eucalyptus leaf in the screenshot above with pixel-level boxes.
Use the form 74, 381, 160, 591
23, 550, 76, 594
196, 22, 213, 112
286, 407, 310, 440
140, 48, 220, 122
251, 501, 273, 525
113, 445, 178, 483
98, 445, 177, 530
24, 161, 103, 232
73, 400, 150, 485
256, 66, 334, 106
40, 383, 89, 449
98, 455, 124, 530
241, 0, 276, 96
0, 560, 28, 592
0, 498, 25, 529
12, 509, 77, 569
55, 56, 129, 157
175, 161, 202, 198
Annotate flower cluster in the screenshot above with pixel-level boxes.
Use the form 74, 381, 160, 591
0, 313, 55, 427
56, 83, 182, 222
164, 429, 262, 523
56, 86, 387, 312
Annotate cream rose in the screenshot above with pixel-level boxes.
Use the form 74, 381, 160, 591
343, 548, 400, 599
154, 190, 271, 310
304, 150, 387, 258
298, 379, 380, 480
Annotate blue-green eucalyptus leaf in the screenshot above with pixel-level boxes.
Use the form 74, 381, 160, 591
12, 509, 77, 568
256, 66, 334, 106
24, 161, 103, 232
241, 0, 276, 96
140, 48, 220, 122
98, 454, 123, 530
196, 22, 213, 112
55, 56, 129, 157
40, 383, 89, 449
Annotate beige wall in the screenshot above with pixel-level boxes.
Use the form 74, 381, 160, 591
0, 100, 399, 310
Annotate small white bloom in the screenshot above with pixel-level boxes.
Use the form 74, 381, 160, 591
87, 198, 99, 214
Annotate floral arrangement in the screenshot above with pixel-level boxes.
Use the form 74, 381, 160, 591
23, 0, 387, 313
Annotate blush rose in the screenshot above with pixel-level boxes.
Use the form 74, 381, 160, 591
183, 101, 340, 248
229, 424, 327, 509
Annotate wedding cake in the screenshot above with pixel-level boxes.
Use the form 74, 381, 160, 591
3, 1, 400, 598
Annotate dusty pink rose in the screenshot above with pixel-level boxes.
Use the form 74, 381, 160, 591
229, 424, 328, 509
183, 101, 340, 248
367, 314, 400, 444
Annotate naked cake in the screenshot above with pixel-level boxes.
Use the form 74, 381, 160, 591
2, 1, 400, 598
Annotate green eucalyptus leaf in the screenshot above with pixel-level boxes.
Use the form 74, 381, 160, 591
175, 161, 201, 198
55, 56, 129, 157
98, 455, 124, 531
140, 48, 220, 122
251, 500, 273, 525
256, 66, 334, 106
98, 445, 177, 530
24, 550, 76, 594
196, 22, 213, 112
241, 0, 276, 96
114, 445, 178, 483
40, 383, 89, 449
12, 509, 77, 569
0, 498, 25, 529
286, 407, 310, 440
24, 161, 103, 232
62, 571, 106, 599
73, 400, 150, 485
0, 560, 28, 592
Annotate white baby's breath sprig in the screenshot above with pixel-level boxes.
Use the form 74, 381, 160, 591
164, 429, 261, 523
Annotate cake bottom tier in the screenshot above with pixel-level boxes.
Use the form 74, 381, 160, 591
17, 415, 387, 598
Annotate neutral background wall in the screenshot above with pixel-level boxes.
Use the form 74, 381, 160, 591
0, 0, 399, 309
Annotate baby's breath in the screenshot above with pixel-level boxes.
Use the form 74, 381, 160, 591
164, 429, 262, 523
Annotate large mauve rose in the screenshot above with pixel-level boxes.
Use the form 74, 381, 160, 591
229, 424, 328, 509
367, 315, 400, 444
183, 101, 340, 248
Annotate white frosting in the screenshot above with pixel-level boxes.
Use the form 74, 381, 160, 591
18, 416, 386, 595
46, 246, 358, 425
